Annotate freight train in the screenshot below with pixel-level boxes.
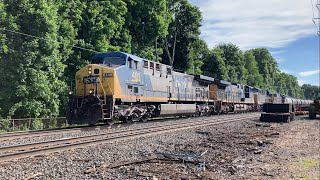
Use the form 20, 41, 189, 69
67, 52, 312, 125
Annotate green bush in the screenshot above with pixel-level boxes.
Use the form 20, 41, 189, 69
0, 118, 11, 132
31, 119, 44, 130
17, 123, 30, 131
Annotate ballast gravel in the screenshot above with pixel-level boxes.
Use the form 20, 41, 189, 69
0, 113, 258, 147
0, 115, 318, 179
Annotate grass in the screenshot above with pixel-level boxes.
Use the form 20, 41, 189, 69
292, 157, 320, 180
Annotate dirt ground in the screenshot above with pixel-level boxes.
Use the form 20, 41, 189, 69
1, 115, 318, 180
101, 116, 320, 179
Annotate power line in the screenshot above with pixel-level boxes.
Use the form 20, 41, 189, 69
311, 0, 315, 19
0, 27, 100, 53
312, 0, 320, 32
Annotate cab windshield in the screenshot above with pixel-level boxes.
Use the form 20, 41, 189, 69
91, 56, 126, 67
103, 57, 126, 66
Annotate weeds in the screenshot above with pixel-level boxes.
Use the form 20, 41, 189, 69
0, 118, 11, 132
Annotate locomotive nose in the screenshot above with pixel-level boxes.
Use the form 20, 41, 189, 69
75, 64, 116, 97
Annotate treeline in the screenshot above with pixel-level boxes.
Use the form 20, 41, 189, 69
301, 84, 320, 100
0, 0, 316, 119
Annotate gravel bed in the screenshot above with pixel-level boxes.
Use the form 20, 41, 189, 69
0, 113, 259, 148
0, 114, 300, 179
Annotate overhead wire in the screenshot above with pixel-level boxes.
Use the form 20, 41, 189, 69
0, 27, 100, 53
312, 0, 320, 32
312, 0, 315, 19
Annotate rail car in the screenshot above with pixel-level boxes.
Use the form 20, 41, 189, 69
260, 97, 313, 123
67, 52, 312, 125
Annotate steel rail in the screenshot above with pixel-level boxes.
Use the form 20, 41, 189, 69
0, 113, 259, 142
0, 114, 257, 152
0, 114, 259, 163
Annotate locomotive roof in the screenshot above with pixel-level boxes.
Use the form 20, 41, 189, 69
91, 52, 144, 62
214, 80, 232, 86
194, 75, 215, 83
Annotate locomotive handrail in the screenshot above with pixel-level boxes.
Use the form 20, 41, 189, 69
97, 77, 107, 104
106, 80, 113, 95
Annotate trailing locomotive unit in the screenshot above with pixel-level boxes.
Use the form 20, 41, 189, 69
209, 81, 267, 113
67, 52, 217, 125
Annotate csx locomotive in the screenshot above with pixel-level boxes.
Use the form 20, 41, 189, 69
67, 52, 312, 125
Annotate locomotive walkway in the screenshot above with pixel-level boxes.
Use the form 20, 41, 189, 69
0, 113, 259, 163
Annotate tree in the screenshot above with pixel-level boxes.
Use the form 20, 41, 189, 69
0, 0, 66, 118
251, 48, 278, 91
244, 51, 263, 87
301, 84, 320, 99
202, 48, 228, 80
186, 38, 208, 74
216, 43, 247, 84
124, 0, 169, 61
162, 0, 202, 71
0, 1, 7, 117
60, 0, 129, 82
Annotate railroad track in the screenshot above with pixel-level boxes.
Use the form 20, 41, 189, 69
0, 112, 259, 142
0, 114, 259, 163
0, 124, 110, 142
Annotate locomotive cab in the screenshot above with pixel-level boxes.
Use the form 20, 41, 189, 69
68, 52, 142, 125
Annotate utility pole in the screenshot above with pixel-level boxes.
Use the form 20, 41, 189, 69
155, 37, 158, 62
312, 0, 320, 88
317, 1, 320, 89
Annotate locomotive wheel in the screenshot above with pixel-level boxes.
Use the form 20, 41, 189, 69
140, 116, 148, 122
125, 116, 133, 123
140, 113, 150, 122
126, 112, 139, 123
106, 119, 115, 125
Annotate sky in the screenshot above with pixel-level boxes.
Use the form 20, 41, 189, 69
189, 0, 319, 86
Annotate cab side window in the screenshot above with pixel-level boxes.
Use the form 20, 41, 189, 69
128, 57, 138, 70
167, 67, 172, 75
150, 62, 154, 70
143, 61, 148, 68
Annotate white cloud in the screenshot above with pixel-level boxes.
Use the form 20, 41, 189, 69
280, 69, 290, 74
270, 50, 286, 55
274, 57, 286, 63
298, 69, 320, 77
297, 79, 306, 86
190, 0, 315, 49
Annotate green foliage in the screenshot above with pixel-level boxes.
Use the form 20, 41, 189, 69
60, 0, 130, 82
186, 38, 208, 74
0, 0, 67, 118
202, 48, 228, 80
31, 119, 44, 130
244, 51, 263, 87
0, 118, 10, 132
124, 0, 169, 60
213, 43, 247, 84
162, 0, 203, 72
250, 48, 279, 91
301, 84, 320, 99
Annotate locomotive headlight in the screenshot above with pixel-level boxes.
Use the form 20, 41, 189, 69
88, 67, 92, 74
89, 89, 94, 94
68, 91, 73, 95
